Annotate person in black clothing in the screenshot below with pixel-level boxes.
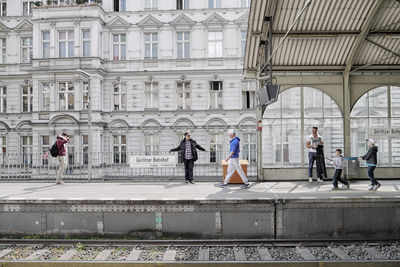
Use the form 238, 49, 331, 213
169, 132, 207, 184
358, 138, 380, 191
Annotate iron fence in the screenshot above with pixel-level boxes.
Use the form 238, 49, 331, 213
0, 152, 257, 181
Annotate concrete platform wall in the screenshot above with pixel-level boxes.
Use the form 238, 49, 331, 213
0, 199, 398, 239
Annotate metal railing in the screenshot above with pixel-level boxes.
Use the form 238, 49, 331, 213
0, 152, 257, 181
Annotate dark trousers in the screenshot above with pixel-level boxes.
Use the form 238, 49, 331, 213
332, 169, 348, 187
308, 152, 321, 178
184, 159, 194, 181
367, 165, 378, 185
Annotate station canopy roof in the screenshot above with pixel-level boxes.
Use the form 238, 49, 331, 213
244, 0, 400, 76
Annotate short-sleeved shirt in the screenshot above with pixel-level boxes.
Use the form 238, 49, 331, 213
307, 135, 322, 153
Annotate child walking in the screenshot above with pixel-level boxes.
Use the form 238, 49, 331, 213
358, 138, 380, 191
330, 149, 349, 190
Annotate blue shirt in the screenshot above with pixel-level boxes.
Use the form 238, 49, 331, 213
229, 137, 240, 158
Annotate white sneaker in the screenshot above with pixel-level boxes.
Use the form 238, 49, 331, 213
308, 178, 313, 183
368, 184, 374, 191
317, 178, 323, 182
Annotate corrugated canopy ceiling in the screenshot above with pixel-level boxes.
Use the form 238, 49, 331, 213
244, 0, 400, 75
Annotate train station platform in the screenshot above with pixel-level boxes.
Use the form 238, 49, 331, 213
0, 181, 399, 240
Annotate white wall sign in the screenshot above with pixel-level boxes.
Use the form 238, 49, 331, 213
368, 128, 400, 139
130, 155, 176, 168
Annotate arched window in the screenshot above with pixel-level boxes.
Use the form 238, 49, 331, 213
350, 86, 400, 167
263, 87, 343, 168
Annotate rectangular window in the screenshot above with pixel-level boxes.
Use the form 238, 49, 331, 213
22, 85, 33, 112
42, 82, 50, 111
145, 134, 159, 156
210, 81, 223, 109
145, 33, 158, 59
59, 31, 74, 58
0, 0, 6, 16
177, 32, 190, 59
0, 136, 5, 154
82, 30, 90, 57
0, 38, 6, 64
42, 31, 50, 58
82, 82, 89, 110
177, 0, 189, 9
113, 83, 127, 111
23, 1, 34, 15
210, 134, 223, 163
113, 135, 126, 164
208, 31, 222, 57
177, 82, 191, 110
82, 135, 88, 165
0, 86, 6, 113
113, 0, 126, 11
208, 0, 221, 8
145, 0, 158, 10
22, 37, 33, 63
242, 81, 256, 109
58, 82, 74, 110
145, 82, 159, 109
21, 136, 33, 164
41, 136, 50, 165
113, 34, 126, 60
241, 30, 247, 57
241, 0, 251, 8
242, 133, 256, 163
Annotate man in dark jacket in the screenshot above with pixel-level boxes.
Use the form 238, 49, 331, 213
358, 138, 380, 191
169, 132, 207, 184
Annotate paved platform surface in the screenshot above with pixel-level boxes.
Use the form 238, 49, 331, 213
0, 180, 399, 201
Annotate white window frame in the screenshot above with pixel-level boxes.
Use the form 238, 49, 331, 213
113, 0, 126, 11
145, 82, 159, 109
145, 33, 158, 59
209, 133, 223, 163
241, 0, 251, 8
210, 81, 223, 109
112, 33, 126, 60
241, 30, 247, 57
82, 134, 88, 165
41, 135, 50, 165
82, 30, 90, 57
21, 37, 33, 63
21, 136, 33, 164
177, 81, 191, 110
113, 82, 127, 111
145, 0, 158, 10
208, 0, 221, 8
0, 38, 6, 64
82, 82, 89, 110
242, 133, 257, 163
242, 81, 256, 109
58, 30, 74, 58
0, 0, 6, 17
58, 82, 74, 110
23, 1, 34, 15
0, 86, 6, 113
41, 82, 50, 111
42, 31, 50, 58
177, 32, 190, 59
22, 85, 33, 112
177, 0, 189, 9
208, 31, 223, 58
113, 134, 127, 164
145, 134, 159, 156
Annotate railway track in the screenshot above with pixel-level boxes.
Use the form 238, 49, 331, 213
0, 239, 398, 266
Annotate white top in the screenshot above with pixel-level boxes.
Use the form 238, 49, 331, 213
307, 135, 322, 153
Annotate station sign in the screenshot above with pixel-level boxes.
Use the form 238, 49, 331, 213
130, 155, 176, 168
368, 128, 400, 139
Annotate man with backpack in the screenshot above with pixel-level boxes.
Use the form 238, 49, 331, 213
53, 132, 69, 184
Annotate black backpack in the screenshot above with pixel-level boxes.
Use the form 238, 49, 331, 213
49, 142, 59, 157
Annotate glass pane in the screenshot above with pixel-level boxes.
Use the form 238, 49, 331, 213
68, 93, 74, 109
113, 35, 119, 42
83, 30, 90, 39
369, 86, 388, 117
282, 119, 302, 167
282, 87, 300, 118
68, 41, 74, 56
121, 135, 126, 144
152, 43, 158, 58
113, 45, 119, 59
43, 32, 50, 40
263, 97, 280, 118
324, 93, 342, 117
184, 43, 190, 58
59, 42, 66, 57
59, 32, 66, 40
121, 44, 126, 59
304, 87, 323, 118
145, 44, 150, 58
351, 93, 368, 117
177, 43, 183, 58
177, 32, 182, 41
391, 86, 400, 117
68, 31, 74, 39
184, 32, 190, 40
121, 34, 126, 42
262, 119, 281, 167
83, 41, 90, 56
